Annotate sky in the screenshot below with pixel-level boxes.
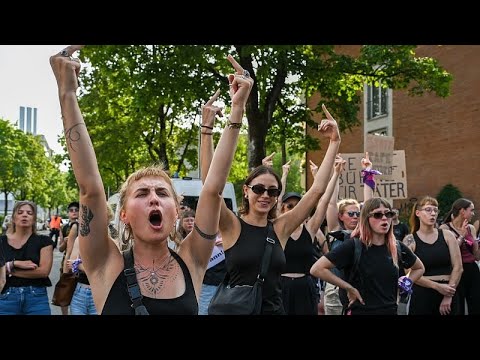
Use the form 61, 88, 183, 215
0, 45, 69, 155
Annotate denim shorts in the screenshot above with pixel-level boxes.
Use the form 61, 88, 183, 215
0, 286, 51, 315
70, 283, 97, 315
198, 283, 219, 315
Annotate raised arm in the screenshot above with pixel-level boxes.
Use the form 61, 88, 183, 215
306, 155, 345, 240
198, 89, 236, 235
275, 104, 341, 246
50, 46, 113, 278
361, 152, 376, 202
276, 160, 291, 216
180, 55, 253, 279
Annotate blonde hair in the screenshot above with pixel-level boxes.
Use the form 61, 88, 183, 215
118, 164, 179, 249
409, 196, 438, 234
11, 201, 37, 234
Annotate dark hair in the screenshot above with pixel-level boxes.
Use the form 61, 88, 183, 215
68, 201, 79, 210
442, 198, 473, 225
239, 165, 282, 220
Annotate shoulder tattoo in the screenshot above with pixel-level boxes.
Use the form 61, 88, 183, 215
403, 234, 415, 247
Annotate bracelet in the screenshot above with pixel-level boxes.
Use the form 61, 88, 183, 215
193, 223, 218, 240
201, 125, 213, 130
201, 131, 213, 135
228, 121, 242, 129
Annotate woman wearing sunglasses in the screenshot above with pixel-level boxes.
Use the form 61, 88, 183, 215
403, 196, 462, 315
311, 197, 424, 315
212, 105, 341, 315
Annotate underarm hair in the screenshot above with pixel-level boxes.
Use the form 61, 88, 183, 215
193, 223, 217, 240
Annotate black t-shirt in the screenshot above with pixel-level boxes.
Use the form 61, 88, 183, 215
325, 239, 417, 314
0, 234, 53, 291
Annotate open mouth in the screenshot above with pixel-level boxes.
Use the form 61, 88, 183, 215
149, 210, 163, 227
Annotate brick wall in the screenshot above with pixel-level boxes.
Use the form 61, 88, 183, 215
306, 45, 480, 219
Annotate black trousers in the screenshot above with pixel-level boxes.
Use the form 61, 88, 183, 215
281, 275, 318, 315
49, 228, 60, 248
457, 262, 480, 315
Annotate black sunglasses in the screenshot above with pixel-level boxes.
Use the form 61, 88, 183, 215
346, 211, 360, 218
369, 211, 395, 219
285, 203, 296, 210
247, 184, 281, 197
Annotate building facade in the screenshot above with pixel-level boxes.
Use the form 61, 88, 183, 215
306, 45, 480, 219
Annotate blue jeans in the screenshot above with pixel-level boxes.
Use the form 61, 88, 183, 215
70, 283, 97, 315
198, 283, 218, 315
0, 286, 51, 315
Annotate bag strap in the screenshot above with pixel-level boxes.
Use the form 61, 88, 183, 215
256, 221, 275, 285
122, 248, 149, 315
348, 237, 363, 284
223, 221, 276, 286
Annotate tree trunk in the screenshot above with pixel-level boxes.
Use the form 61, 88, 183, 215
247, 113, 268, 170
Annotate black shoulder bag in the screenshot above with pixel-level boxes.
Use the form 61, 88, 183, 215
123, 248, 149, 315
208, 222, 275, 315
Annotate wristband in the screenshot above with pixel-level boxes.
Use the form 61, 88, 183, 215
71, 258, 83, 275
361, 168, 382, 191
398, 276, 413, 295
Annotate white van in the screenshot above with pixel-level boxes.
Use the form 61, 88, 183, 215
108, 177, 238, 230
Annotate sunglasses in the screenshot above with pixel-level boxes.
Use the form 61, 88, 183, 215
247, 184, 281, 197
369, 211, 395, 219
346, 211, 360, 218
285, 203, 296, 210
69, 208, 79, 212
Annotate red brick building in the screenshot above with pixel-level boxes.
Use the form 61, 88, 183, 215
306, 45, 480, 219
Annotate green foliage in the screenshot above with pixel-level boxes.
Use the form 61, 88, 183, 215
437, 184, 463, 220
0, 118, 76, 217
73, 45, 452, 192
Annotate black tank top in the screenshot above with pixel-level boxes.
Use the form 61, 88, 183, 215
413, 230, 452, 276
77, 271, 90, 285
225, 218, 286, 315
284, 225, 315, 274
102, 250, 198, 315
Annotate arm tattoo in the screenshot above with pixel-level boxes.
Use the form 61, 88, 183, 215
79, 205, 94, 236
64, 123, 86, 152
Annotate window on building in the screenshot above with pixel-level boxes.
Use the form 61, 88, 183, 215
368, 128, 388, 136
366, 83, 388, 120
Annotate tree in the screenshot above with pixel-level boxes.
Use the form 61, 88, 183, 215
0, 119, 30, 216
76, 45, 452, 186
437, 184, 463, 221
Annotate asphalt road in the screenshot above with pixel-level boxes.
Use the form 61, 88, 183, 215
38, 230, 65, 315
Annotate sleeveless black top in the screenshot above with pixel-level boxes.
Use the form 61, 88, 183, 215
102, 249, 198, 315
225, 218, 286, 315
284, 225, 315, 274
413, 230, 452, 276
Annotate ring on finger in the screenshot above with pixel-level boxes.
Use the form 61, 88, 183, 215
60, 49, 70, 57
